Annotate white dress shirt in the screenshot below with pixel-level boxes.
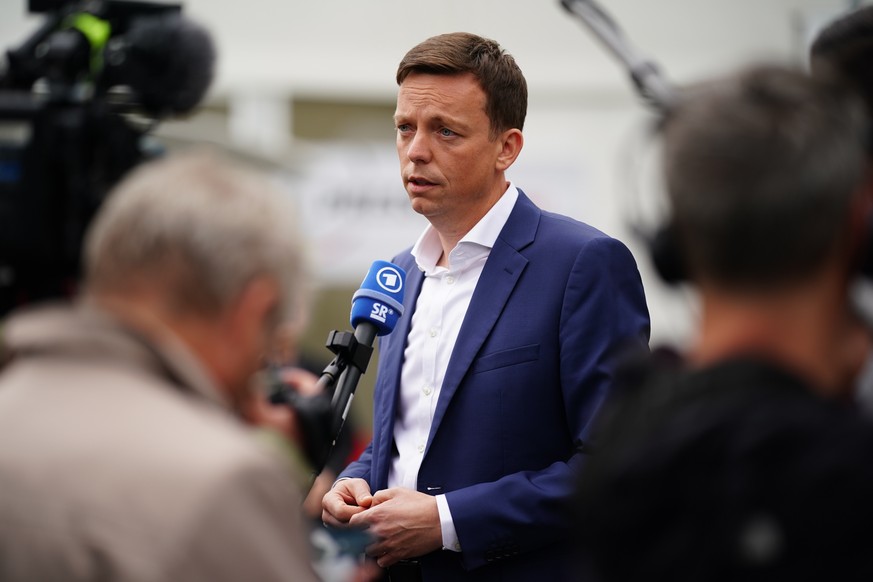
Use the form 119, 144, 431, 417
387, 184, 519, 553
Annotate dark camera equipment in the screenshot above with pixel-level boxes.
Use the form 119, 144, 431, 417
0, 0, 215, 315
270, 259, 407, 479
269, 329, 374, 477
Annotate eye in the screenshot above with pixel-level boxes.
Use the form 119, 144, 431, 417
438, 128, 456, 137
396, 123, 412, 133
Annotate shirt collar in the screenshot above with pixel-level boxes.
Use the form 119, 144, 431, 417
411, 183, 518, 274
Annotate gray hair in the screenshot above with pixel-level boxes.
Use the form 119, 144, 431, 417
84, 149, 306, 322
662, 63, 867, 288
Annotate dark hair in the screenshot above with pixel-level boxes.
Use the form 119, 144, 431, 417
396, 32, 527, 139
811, 6, 873, 121
662, 64, 866, 289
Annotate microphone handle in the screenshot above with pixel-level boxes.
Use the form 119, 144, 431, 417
329, 322, 378, 442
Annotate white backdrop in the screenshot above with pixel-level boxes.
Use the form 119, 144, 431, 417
0, 0, 860, 345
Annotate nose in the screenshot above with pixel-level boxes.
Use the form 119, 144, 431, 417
405, 130, 432, 164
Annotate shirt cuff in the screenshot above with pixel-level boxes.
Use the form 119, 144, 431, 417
435, 494, 461, 552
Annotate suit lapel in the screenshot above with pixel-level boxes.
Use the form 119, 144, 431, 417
373, 254, 423, 488
427, 191, 540, 446
378, 254, 422, 403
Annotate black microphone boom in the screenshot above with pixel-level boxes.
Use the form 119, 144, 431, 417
560, 0, 677, 114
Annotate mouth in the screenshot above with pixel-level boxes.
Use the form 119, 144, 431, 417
407, 176, 437, 188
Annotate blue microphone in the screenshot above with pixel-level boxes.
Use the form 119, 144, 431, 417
350, 260, 406, 336
330, 260, 407, 438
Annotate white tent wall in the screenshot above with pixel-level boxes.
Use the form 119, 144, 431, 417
0, 0, 858, 349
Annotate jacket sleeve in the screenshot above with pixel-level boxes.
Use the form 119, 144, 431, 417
338, 440, 373, 484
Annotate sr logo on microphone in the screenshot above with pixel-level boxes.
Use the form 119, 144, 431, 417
369, 303, 392, 323
376, 266, 404, 294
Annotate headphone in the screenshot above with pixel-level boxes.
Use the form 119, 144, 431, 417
561, 0, 873, 286
648, 222, 685, 285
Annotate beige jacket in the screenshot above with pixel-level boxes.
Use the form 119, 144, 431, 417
0, 303, 318, 581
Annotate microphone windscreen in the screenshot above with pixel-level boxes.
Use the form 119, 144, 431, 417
105, 13, 216, 116
350, 260, 406, 336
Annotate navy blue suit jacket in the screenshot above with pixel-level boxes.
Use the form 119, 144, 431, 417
341, 191, 650, 581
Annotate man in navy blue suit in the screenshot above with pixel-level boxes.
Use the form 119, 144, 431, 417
322, 32, 650, 581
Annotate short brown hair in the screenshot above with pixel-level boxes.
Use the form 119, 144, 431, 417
811, 6, 873, 121
396, 32, 527, 139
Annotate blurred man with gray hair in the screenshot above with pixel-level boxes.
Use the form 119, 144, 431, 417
0, 150, 319, 581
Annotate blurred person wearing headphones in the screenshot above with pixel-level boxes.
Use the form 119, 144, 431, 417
575, 63, 873, 581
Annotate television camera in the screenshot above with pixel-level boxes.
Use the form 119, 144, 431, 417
0, 0, 214, 314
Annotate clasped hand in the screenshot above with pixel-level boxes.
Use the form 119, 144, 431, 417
322, 478, 443, 567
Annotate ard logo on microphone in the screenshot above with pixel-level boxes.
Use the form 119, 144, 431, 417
369, 266, 403, 324
376, 266, 403, 294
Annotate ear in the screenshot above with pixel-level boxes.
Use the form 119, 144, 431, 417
495, 128, 524, 172
233, 276, 281, 342
215, 276, 282, 406
222, 276, 282, 373
849, 182, 873, 278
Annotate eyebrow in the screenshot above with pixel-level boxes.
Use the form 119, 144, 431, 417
393, 112, 469, 132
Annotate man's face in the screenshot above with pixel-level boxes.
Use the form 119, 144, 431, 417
394, 72, 509, 229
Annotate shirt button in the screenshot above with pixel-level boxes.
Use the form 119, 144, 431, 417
417, 443, 425, 453
423, 386, 432, 396
430, 328, 438, 338
445, 276, 455, 285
